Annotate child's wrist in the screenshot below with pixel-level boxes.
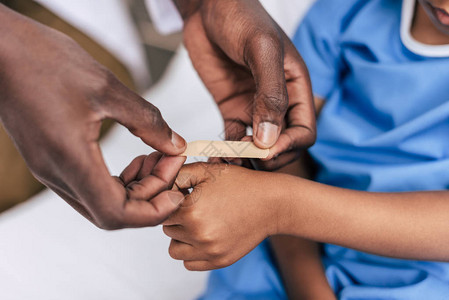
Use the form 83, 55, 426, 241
258, 172, 298, 237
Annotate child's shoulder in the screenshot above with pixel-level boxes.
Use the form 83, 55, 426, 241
310, 0, 367, 13
305, 0, 401, 34
307, 0, 370, 21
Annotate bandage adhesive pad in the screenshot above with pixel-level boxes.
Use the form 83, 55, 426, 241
180, 141, 269, 158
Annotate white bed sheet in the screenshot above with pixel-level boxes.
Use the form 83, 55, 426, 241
0, 1, 314, 299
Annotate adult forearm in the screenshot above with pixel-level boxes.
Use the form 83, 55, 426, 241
0, 4, 33, 56
0, 4, 29, 107
276, 175, 449, 261
0, 4, 18, 70
0, 4, 52, 104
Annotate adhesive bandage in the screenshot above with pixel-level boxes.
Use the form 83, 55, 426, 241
180, 141, 269, 158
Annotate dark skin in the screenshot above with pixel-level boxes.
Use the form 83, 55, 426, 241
0, 5, 188, 229
414, 0, 449, 43
177, 0, 316, 170
161, 1, 449, 298
0, 1, 316, 229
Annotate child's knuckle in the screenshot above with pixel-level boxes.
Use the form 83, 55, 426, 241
213, 257, 232, 269
183, 261, 197, 271
168, 245, 179, 259
206, 245, 223, 257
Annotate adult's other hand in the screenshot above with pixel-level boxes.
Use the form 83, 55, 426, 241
0, 5, 186, 229
175, 0, 316, 170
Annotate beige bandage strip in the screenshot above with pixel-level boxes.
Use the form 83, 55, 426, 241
181, 140, 269, 158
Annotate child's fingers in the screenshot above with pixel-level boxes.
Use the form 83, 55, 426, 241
162, 201, 188, 225
162, 216, 179, 226
167, 239, 206, 261
183, 260, 214, 271
163, 225, 191, 244
175, 163, 208, 189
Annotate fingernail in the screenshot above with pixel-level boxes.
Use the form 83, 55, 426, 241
171, 132, 186, 150
256, 122, 279, 148
168, 191, 185, 206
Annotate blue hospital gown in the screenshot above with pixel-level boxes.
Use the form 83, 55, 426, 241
199, 0, 449, 299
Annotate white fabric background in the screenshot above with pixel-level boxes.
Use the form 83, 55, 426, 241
1, 1, 314, 299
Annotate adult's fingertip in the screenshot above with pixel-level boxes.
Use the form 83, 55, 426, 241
255, 122, 280, 148
171, 131, 187, 152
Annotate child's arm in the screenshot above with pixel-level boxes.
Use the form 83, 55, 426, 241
270, 155, 335, 300
163, 160, 449, 271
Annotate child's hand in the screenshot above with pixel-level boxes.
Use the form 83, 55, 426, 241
163, 163, 279, 271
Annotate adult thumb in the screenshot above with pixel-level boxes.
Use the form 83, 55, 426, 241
246, 33, 288, 149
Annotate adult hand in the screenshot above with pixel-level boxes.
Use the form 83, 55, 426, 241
175, 0, 316, 170
0, 5, 186, 229
163, 162, 279, 271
